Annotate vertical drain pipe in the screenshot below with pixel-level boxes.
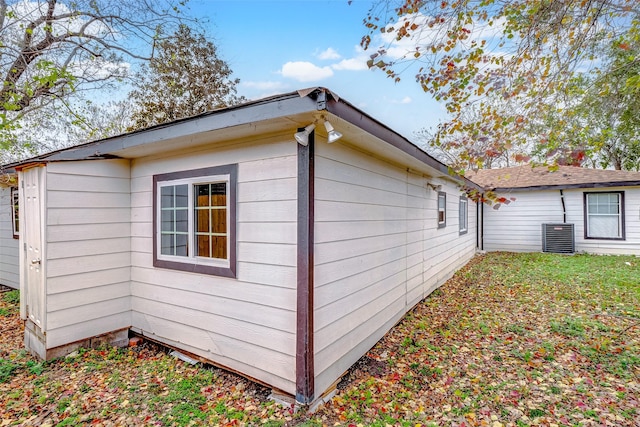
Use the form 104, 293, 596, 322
560, 189, 567, 223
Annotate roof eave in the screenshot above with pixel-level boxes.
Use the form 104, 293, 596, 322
5, 87, 481, 190
488, 180, 640, 192
325, 96, 482, 191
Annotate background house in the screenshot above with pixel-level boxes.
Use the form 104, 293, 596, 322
9, 88, 480, 405
0, 175, 19, 289
470, 165, 640, 255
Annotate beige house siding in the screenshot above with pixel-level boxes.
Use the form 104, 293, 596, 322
44, 160, 132, 348
313, 142, 477, 397
129, 135, 299, 394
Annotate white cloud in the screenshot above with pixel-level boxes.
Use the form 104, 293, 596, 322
393, 96, 412, 104
332, 57, 368, 71
317, 48, 341, 60
280, 61, 334, 82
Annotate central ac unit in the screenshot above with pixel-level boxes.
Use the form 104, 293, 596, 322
542, 223, 575, 254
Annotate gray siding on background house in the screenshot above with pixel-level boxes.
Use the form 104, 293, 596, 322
129, 135, 299, 395
482, 187, 640, 255
44, 160, 132, 348
313, 142, 477, 397
0, 186, 19, 288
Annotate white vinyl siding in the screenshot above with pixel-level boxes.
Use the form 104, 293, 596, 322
44, 160, 132, 348
0, 186, 19, 288
130, 136, 298, 394
313, 141, 477, 397
482, 187, 640, 255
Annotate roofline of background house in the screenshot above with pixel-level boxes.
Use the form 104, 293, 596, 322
487, 180, 640, 192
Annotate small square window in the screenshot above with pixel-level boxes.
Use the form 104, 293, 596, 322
154, 164, 237, 278
437, 191, 446, 228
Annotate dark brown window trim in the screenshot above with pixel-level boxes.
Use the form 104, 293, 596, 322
437, 191, 447, 229
152, 164, 237, 278
583, 191, 625, 241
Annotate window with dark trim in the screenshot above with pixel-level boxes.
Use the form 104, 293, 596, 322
437, 191, 446, 228
11, 187, 19, 239
153, 164, 237, 278
584, 191, 625, 240
459, 196, 468, 235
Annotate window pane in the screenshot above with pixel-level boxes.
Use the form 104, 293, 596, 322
175, 234, 188, 256
196, 209, 210, 233
161, 210, 174, 232
589, 215, 619, 238
211, 183, 227, 206
176, 209, 189, 233
212, 209, 227, 234
459, 199, 467, 231
192, 182, 228, 259
161, 186, 174, 208
212, 236, 227, 259
161, 234, 174, 255
197, 235, 210, 257
175, 185, 188, 207
196, 184, 210, 207
11, 188, 18, 234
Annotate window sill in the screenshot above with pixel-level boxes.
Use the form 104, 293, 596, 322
154, 258, 236, 278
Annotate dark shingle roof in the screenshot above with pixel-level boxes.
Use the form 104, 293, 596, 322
467, 164, 640, 190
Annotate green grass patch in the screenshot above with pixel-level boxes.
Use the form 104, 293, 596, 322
2, 290, 19, 304
0, 358, 19, 383
550, 317, 586, 337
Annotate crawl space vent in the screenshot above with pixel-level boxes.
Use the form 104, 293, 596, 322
542, 223, 575, 254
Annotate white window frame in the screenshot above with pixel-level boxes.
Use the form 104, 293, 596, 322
459, 196, 468, 234
437, 191, 447, 228
157, 175, 230, 265
10, 187, 19, 238
153, 164, 237, 278
584, 191, 625, 240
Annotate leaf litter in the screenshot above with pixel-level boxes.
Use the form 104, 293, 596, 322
0, 252, 638, 426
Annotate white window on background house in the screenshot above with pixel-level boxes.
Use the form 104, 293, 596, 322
437, 191, 446, 228
584, 192, 625, 240
11, 187, 19, 238
459, 196, 468, 234
154, 164, 237, 278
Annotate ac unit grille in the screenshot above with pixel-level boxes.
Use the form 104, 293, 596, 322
542, 223, 575, 254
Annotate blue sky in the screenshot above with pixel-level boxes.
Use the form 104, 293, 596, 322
189, 0, 447, 144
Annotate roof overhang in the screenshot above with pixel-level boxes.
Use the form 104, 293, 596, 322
488, 180, 640, 192
5, 87, 481, 190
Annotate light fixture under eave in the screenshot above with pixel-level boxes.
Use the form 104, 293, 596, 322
323, 120, 343, 143
426, 182, 442, 192
294, 123, 316, 146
